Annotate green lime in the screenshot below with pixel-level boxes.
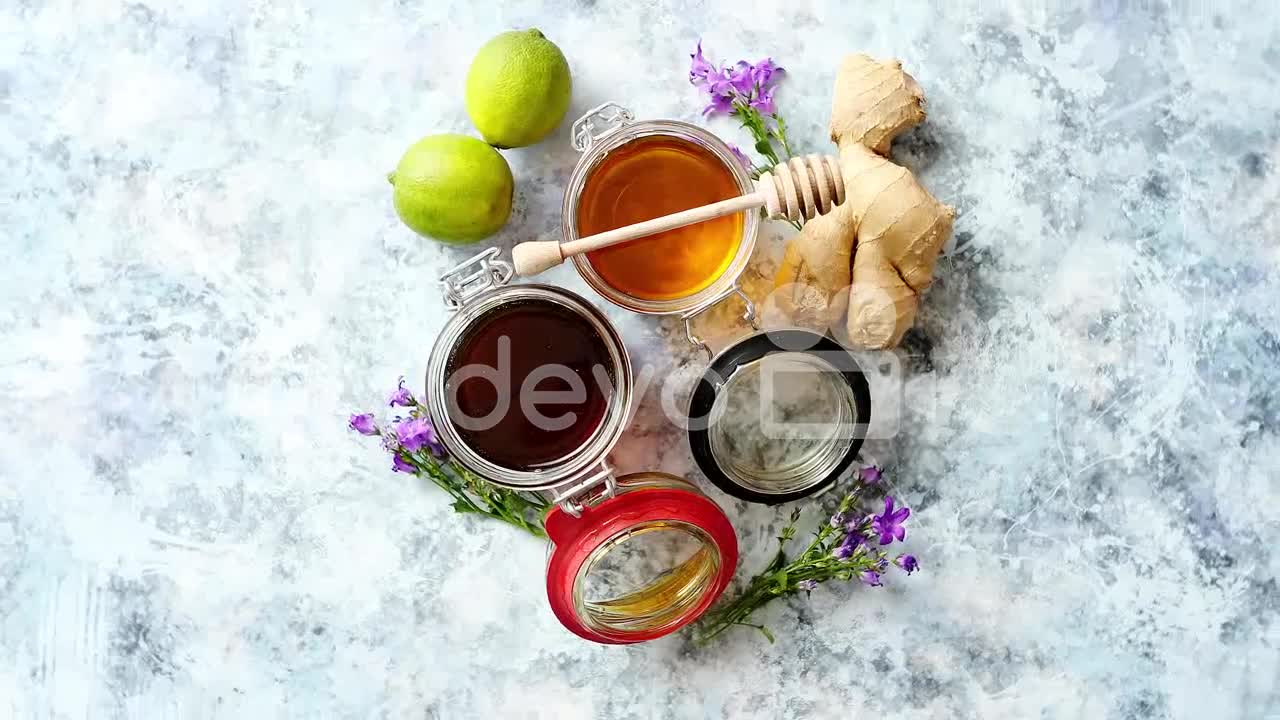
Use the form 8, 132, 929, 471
388, 134, 513, 243
465, 29, 572, 148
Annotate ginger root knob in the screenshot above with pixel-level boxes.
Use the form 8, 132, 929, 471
773, 53, 954, 350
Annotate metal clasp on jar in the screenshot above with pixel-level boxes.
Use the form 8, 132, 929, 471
440, 247, 514, 309
548, 461, 618, 517
681, 285, 759, 359
571, 102, 635, 153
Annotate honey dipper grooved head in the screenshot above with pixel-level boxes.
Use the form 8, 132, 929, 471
759, 155, 845, 221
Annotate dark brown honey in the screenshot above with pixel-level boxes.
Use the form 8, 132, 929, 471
445, 299, 614, 470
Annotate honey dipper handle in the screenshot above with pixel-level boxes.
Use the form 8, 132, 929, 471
510, 154, 846, 278
560, 193, 764, 257
511, 193, 764, 277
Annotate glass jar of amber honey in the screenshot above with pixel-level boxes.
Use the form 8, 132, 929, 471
425, 249, 737, 644
562, 103, 759, 347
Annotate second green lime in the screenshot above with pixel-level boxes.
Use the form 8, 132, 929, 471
465, 29, 572, 148
389, 134, 513, 243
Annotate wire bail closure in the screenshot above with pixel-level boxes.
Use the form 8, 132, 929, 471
440, 247, 515, 309
680, 285, 758, 359
550, 462, 618, 518
571, 102, 635, 153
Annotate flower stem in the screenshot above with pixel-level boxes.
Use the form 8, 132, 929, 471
402, 451, 548, 538
772, 114, 794, 159
728, 105, 804, 231
734, 103, 783, 169
693, 488, 903, 644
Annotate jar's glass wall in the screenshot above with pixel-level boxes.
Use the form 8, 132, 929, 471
572, 520, 720, 635
707, 352, 859, 496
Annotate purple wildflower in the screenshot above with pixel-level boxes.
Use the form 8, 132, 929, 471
844, 513, 871, 534
859, 465, 882, 485
749, 94, 776, 115
831, 532, 861, 560
751, 59, 784, 92
727, 60, 756, 96
391, 454, 415, 473
388, 377, 414, 407
872, 496, 911, 545
690, 43, 788, 119
796, 579, 818, 592
703, 89, 734, 116
689, 41, 729, 92
727, 143, 753, 171
828, 511, 846, 528
895, 554, 919, 574
860, 570, 883, 587
396, 417, 445, 456
348, 413, 378, 436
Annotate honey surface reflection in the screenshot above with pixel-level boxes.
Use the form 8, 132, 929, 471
577, 136, 743, 301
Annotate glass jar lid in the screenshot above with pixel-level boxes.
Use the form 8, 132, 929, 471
687, 329, 872, 504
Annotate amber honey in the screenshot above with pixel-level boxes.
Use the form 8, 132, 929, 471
577, 136, 744, 301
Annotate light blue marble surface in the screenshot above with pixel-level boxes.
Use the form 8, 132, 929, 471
3, 1, 1278, 718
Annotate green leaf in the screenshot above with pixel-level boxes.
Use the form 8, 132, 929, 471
770, 573, 789, 594
754, 139, 773, 156
758, 625, 776, 643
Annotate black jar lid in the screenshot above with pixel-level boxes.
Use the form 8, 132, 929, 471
687, 329, 872, 504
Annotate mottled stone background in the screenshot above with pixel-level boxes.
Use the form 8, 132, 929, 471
2, 0, 1278, 718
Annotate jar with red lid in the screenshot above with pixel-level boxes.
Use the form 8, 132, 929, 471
425, 249, 737, 644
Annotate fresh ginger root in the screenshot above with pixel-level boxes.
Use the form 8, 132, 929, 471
774, 54, 954, 349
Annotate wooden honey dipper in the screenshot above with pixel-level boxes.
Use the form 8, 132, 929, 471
512, 154, 847, 277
